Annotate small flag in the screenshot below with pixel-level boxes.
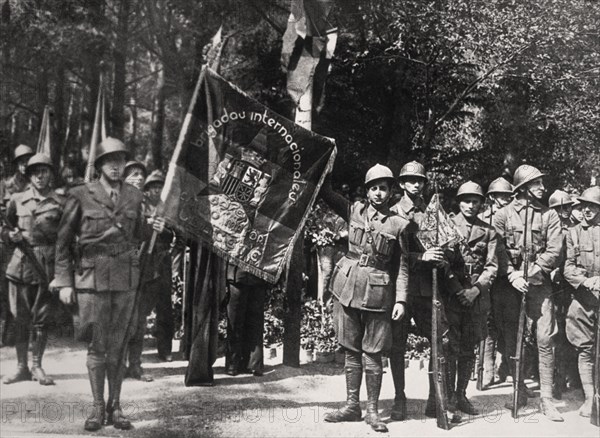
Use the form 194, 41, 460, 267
36, 105, 52, 159
417, 194, 464, 250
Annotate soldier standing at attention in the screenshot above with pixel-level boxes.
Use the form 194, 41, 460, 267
2, 154, 63, 385
127, 170, 175, 383
389, 161, 458, 420
1, 145, 34, 347
52, 137, 165, 431
493, 164, 564, 421
123, 160, 147, 190
445, 182, 498, 415
478, 177, 513, 389
563, 186, 600, 417
321, 164, 409, 433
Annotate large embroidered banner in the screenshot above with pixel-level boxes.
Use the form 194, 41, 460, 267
157, 68, 336, 283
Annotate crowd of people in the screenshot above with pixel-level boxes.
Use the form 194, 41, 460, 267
0, 139, 598, 434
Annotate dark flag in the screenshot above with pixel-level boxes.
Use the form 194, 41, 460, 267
157, 67, 336, 284
281, 0, 337, 111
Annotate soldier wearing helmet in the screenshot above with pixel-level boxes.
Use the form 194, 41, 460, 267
388, 161, 463, 420
126, 170, 174, 382
493, 164, 564, 420
1, 154, 63, 387
443, 181, 498, 415
51, 137, 166, 431
320, 163, 409, 433
563, 186, 600, 418
571, 196, 584, 225
2, 145, 34, 203
477, 177, 514, 391
123, 161, 147, 190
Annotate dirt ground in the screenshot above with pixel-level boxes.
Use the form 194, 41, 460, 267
0, 334, 598, 438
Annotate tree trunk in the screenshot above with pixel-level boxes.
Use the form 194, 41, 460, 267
53, 63, 66, 169
112, 0, 130, 140
151, 66, 166, 170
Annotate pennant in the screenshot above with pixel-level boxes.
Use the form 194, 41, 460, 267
417, 194, 464, 250
205, 25, 224, 72
157, 68, 336, 283
36, 105, 52, 158
84, 76, 105, 182
282, 0, 337, 109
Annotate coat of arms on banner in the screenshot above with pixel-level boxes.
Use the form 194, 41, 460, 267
212, 148, 272, 208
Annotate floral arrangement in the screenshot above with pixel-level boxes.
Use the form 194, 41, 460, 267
304, 200, 345, 248
300, 299, 337, 353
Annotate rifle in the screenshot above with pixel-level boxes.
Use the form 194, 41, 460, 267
431, 176, 450, 430
0, 209, 48, 285
512, 196, 529, 419
592, 305, 600, 427
476, 202, 495, 391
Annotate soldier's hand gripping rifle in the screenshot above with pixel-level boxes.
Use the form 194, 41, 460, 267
431, 176, 451, 430
512, 196, 529, 419
592, 304, 600, 427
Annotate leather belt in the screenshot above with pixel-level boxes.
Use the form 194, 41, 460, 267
348, 254, 390, 271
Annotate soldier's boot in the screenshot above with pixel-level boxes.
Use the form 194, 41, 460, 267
364, 369, 388, 433
540, 398, 564, 422
456, 359, 480, 415
446, 358, 458, 413
31, 328, 54, 386
126, 336, 154, 382
323, 366, 362, 422
106, 363, 132, 430
495, 353, 509, 384
389, 353, 407, 421
84, 358, 106, 432
482, 336, 496, 389
578, 353, 594, 418
3, 328, 31, 384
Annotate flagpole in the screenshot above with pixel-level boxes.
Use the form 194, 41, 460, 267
85, 75, 104, 182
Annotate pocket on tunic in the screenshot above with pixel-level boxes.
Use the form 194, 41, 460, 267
330, 257, 353, 297
82, 210, 111, 235
363, 272, 391, 310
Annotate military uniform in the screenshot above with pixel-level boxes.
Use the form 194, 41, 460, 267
225, 264, 267, 376
2, 185, 64, 384
563, 187, 600, 417
494, 194, 563, 406
55, 155, 149, 430
444, 205, 498, 414
322, 164, 409, 433
127, 194, 174, 380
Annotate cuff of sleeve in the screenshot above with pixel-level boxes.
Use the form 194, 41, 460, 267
53, 272, 74, 289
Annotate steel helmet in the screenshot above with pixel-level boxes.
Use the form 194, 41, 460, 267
487, 177, 513, 195
578, 186, 600, 206
26, 153, 53, 173
398, 161, 427, 180
124, 160, 147, 178
94, 137, 129, 166
13, 144, 34, 162
456, 181, 484, 199
364, 164, 394, 186
512, 164, 545, 192
144, 170, 166, 190
548, 190, 574, 209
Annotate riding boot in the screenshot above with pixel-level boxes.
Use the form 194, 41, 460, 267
364, 370, 388, 433
456, 359, 479, 415
482, 335, 496, 388
323, 366, 362, 422
446, 358, 458, 413
389, 353, 407, 421
84, 358, 106, 431
106, 362, 132, 430
31, 327, 54, 385
3, 327, 31, 384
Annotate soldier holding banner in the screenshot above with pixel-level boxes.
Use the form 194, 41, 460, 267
321, 164, 409, 433
52, 137, 165, 431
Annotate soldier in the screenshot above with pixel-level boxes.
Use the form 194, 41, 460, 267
225, 265, 268, 377
444, 182, 498, 415
127, 170, 174, 382
1, 145, 34, 347
548, 190, 579, 398
494, 164, 564, 421
389, 161, 458, 420
563, 186, 600, 417
51, 137, 165, 431
1, 154, 62, 385
321, 164, 409, 433
123, 160, 147, 190
571, 198, 584, 225
479, 177, 513, 389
